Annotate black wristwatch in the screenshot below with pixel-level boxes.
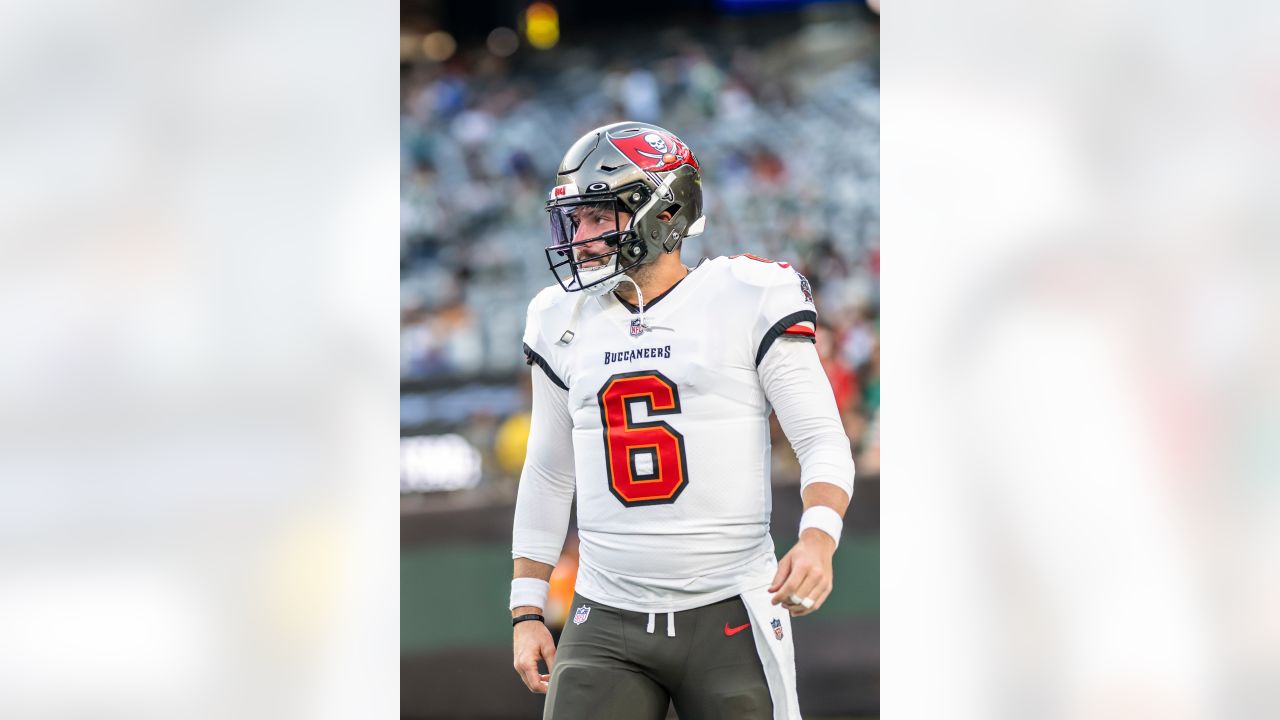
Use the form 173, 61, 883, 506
512, 613, 545, 627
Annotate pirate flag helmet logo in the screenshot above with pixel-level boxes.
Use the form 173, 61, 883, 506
607, 130, 700, 174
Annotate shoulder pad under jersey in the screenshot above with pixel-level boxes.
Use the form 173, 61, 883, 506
718, 253, 818, 365
522, 285, 575, 390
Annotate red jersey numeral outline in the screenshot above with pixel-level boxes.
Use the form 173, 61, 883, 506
596, 370, 690, 507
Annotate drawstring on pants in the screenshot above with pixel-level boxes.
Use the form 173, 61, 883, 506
645, 611, 676, 637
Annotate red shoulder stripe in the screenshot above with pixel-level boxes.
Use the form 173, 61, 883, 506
783, 324, 816, 337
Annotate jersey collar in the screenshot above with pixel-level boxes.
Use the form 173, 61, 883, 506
612, 261, 702, 315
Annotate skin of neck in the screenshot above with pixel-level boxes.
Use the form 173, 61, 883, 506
614, 246, 688, 306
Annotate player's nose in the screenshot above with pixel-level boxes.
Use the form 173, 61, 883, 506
573, 221, 600, 244
574, 230, 612, 261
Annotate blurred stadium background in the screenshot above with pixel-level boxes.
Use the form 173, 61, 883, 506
401, 1, 879, 717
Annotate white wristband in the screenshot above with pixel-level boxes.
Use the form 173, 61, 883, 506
510, 577, 550, 611
799, 506, 843, 546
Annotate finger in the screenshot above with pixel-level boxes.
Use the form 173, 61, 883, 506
768, 554, 793, 593
789, 596, 815, 617
805, 584, 831, 614
790, 580, 833, 617
818, 580, 833, 605
771, 566, 810, 606
517, 661, 540, 692
778, 561, 820, 615
517, 657, 547, 693
770, 555, 800, 602
521, 664, 542, 692
768, 556, 808, 599
792, 572, 825, 610
787, 592, 815, 617
772, 578, 806, 607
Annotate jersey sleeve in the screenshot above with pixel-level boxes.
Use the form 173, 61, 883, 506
511, 361, 577, 566
512, 287, 576, 566
747, 261, 818, 367
758, 334, 855, 497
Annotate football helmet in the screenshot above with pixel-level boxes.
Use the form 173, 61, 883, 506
545, 122, 706, 294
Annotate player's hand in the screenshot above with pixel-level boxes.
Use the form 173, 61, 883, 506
769, 528, 836, 617
512, 616, 556, 693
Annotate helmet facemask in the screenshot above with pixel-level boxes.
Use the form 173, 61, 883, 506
545, 190, 650, 296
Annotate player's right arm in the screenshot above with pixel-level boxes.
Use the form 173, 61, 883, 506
510, 314, 576, 694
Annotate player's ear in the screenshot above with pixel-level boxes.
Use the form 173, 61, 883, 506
657, 210, 674, 221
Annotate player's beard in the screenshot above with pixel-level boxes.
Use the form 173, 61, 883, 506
623, 236, 682, 289
612, 257, 659, 305
623, 259, 657, 286
626, 256, 665, 288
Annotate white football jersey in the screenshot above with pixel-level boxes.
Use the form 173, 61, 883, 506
521, 254, 818, 612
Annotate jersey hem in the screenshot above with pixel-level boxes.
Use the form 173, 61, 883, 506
574, 579, 773, 614
573, 555, 777, 614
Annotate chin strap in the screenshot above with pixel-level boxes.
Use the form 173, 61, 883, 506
558, 292, 589, 345
561, 266, 691, 345
560, 258, 623, 345
559, 275, 652, 345
614, 275, 648, 334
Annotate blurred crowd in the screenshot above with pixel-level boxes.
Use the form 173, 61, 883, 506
402, 17, 880, 480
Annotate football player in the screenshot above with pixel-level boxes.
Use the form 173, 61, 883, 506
510, 122, 855, 720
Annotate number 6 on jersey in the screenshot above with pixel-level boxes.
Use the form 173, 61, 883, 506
596, 371, 690, 507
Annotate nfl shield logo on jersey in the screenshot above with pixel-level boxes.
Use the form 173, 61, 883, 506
771, 617, 784, 640
573, 605, 591, 625
629, 318, 644, 337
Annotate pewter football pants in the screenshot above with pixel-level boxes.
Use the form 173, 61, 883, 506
544, 593, 773, 720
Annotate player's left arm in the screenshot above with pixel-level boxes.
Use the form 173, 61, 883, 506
759, 337, 855, 617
